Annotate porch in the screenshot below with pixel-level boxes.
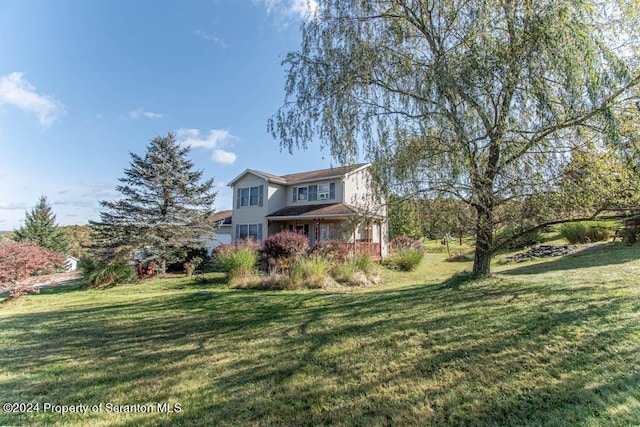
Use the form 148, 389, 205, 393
266, 203, 384, 261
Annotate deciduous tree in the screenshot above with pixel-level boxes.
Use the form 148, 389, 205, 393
270, 0, 640, 275
0, 241, 65, 297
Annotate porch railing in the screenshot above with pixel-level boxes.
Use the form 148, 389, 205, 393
348, 241, 382, 260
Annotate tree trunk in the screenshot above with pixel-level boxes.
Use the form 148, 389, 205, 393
473, 241, 492, 276
472, 138, 500, 276
473, 204, 494, 276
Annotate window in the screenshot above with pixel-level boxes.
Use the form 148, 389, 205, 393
319, 224, 331, 241
237, 185, 264, 207
318, 184, 330, 199
297, 187, 308, 201
250, 186, 259, 206
236, 223, 263, 240
288, 224, 309, 236
293, 182, 335, 202
240, 188, 250, 206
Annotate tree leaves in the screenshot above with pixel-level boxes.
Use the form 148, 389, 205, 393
270, 0, 640, 274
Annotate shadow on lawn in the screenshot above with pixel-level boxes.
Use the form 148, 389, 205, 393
500, 242, 639, 275
1, 266, 639, 426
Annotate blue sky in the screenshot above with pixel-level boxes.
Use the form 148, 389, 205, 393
0, 0, 335, 230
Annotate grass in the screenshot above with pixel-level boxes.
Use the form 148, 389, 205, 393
1, 243, 639, 425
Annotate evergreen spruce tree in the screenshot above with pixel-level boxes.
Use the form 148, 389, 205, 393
90, 132, 217, 273
14, 195, 70, 255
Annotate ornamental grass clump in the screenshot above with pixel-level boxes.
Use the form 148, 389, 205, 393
333, 253, 380, 287
385, 236, 425, 271
290, 255, 333, 288
213, 239, 260, 284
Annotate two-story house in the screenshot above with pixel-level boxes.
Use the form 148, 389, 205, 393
226, 163, 388, 259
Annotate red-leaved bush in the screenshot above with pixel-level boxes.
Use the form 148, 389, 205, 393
0, 241, 65, 297
310, 239, 350, 262
262, 231, 309, 260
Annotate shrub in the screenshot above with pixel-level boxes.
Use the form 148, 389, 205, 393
623, 214, 640, 243
81, 258, 135, 289
385, 236, 425, 271
183, 262, 196, 276
183, 255, 205, 276
620, 226, 639, 244
559, 222, 612, 244
503, 229, 544, 249
262, 231, 309, 261
589, 223, 612, 242
166, 247, 208, 273
384, 247, 424, 271
213, 239, 260, 282
190, 256, 204, 270
310, 240, 349, 262
0, 241, 66, 297
392, 236, 425, 252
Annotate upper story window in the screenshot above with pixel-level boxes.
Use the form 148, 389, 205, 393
297, 187, 308, 201
317, 184, 330, 200
293, 182, 335, 202
237, 185, 264, 208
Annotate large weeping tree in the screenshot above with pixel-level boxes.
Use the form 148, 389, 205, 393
91, 133, 217, 273
270, 0, 640, 275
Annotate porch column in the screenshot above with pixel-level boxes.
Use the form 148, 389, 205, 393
378, 220, 382, 255
353, 223, 357, 255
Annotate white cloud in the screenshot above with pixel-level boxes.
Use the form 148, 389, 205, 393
263, 0, 319, 22
194, 30, 228, 49
128, 108, 163, 119
0, 72, 66, 127
212, 149, 237, 164
176, 128, 238, 164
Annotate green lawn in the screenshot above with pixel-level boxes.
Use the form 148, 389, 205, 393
1, 243, 639, 426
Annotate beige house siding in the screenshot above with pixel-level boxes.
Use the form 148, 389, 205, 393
343, 168, 389, 256
231, 174, 269, 240
267, 183, 287, 213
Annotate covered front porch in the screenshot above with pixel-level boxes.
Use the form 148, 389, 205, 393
266, 203, 385, 261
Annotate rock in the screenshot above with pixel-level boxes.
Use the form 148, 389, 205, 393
505, 244, 576, 262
